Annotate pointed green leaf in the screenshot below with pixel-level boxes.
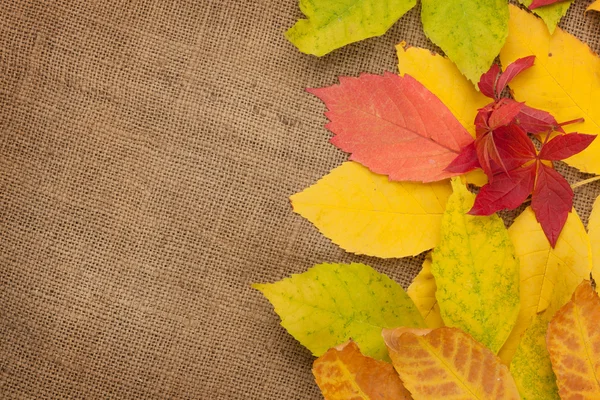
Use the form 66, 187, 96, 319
432, 178, 520, 353
420, 0, 509, 84
285, 0, 416, 56
253, 262, 425, 360
517, 0, 573, 34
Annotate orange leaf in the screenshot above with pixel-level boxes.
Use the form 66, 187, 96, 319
312, 341, 412, 400
546, 281, 600, 399
383, 327, 520, 399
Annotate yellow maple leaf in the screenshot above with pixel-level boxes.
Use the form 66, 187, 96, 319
407, 253, 443, 329
290, 162, 452, 258
383, 327, 520, 399
499, 207, 592, 364
396, 43, 488, 186
313, 341, 413, 400
431, 178, 520, 353
547, 281, 600, 399
587, 195, 600, 285
587, 0, 600, 13
500, 5, 600, 174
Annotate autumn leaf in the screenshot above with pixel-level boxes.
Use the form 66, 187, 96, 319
285, 0, 416, 56
420, 0, 508, 84
546, 281, 600, 399
253, 263, 425, 360
499, 207, 592, 365
313, 341, 413, 400
431, 178, 520, 353
290, 162, 452, 258
383, 327, 520, 399
308, 73, 474, 182
517, 0, 573, 33
588, 195, 600, 283
529, 0, 569, 10
500, 5, 600, 175
407, 253, 443, 329
588, 0, 600, 13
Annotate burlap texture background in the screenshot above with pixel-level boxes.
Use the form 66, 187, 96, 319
1, 1, 600, 398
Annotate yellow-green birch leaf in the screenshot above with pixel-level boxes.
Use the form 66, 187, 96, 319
431, 178, 520, 353
290, 162, 452, 258
420, 0, 509, 84
588, 195, 600, 285
407, 253, 443, 329
253, 262, 426, 361
517, 0, 573, 34
285, 0, 416, 56
500, 5, 600, 175
499, 207, 592, 364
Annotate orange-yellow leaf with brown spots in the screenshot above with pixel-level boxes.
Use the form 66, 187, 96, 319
546, 281, 600, 399
313, 341, 412, 400
383, 327, 520, 399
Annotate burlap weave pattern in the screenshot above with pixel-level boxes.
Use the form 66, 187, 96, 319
1, 1, 600, 398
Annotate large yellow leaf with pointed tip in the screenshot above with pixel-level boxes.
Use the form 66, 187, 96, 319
500, 5, 600, 175
547, 281, 600, 399
431, 178, 520, 353
396, 44, 488, 186
383, 327, 521, 399
499, 207, 592, 364
588, 195, 600, 284
313, 341, 413, 400
253, 262, 425, 361
290, 162, 452, 258
407, 253, 443, 329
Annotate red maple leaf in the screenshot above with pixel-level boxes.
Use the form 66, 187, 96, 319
308, 72, 473, 182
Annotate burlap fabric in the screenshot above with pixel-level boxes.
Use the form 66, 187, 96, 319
2, 1, 600, 398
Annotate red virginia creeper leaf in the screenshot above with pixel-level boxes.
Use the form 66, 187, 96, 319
476, 133, 505, 179
478, 63, 501, 99
529, 0, 570, 10
469, 164, 536, 216
513, 104, 564, 134
475, 104, 494, 136
496, 56, 535, 95
538, 133, 596, 161
488, 99, 524, 129
308, 73, 473, 182
445, 142, 480, 174
531, 163, 573, 247
493, 124, 537, 171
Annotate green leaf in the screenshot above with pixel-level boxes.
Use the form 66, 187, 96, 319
253, 262, 425, 360
431, 178, 520, 353
285, 0, 416, 56
420, 0, 509, 84
517, 0, 573, 34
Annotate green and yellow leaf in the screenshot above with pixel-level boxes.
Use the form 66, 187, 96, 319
517, 0, 573, 34
290, 162, 452, 258
253, 262, 425, 360
407, 253, 443, 329
431, 178, 520, 353
285, 0, 416, 56
499, 207, 592, 364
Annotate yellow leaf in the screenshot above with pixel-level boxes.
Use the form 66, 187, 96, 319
396, 43, 488, 187
500, 5, 600, 174
499, 207, 592, 364
383, 327, 520, 399
587, 0, 600, 13
431, 178, 520, 353
290, 162, 452, 258
587, 195, 600, 285
313, 341, 413, 400
253, 262, 426, 361
547, 281, 600, 399
407, 253, 443, 329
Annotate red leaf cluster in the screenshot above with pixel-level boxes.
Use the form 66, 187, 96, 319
447, 56, 595, 246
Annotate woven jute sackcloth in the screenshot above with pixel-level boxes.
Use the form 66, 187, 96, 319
2, 1, 600, 398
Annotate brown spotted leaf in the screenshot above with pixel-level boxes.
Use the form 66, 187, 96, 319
313, 341, 412, 400
546, 281, 600, 399
383, 327, 520, 399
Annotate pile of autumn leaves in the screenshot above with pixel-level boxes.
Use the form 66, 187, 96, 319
254, 5, 600, 400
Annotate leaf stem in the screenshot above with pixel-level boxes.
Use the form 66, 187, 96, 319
571, 175, 600, 190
